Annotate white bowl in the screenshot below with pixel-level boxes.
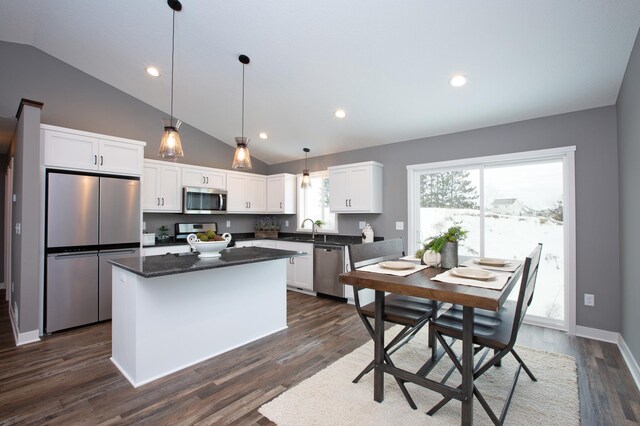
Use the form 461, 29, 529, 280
187, 233, 232, 258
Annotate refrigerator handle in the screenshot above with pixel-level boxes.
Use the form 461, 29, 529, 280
99, 249, 137, 255
53, 251, 99, 259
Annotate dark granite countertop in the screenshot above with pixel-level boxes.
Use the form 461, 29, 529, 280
143, 232, 383, 248
110, 246, 303, 278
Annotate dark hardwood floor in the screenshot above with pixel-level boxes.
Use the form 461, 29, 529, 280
0, 290, 638, 425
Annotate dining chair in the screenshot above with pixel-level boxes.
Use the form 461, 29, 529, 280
347, 238, 440, 409
426, 243, 542, 425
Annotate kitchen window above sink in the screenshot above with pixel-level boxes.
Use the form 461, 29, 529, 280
296, 171, 337, 233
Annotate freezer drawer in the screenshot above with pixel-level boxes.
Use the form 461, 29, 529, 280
46, 252, 99, 333
47, 173, 99, 248
98, 248, 139, 321
100, 177, 141, 245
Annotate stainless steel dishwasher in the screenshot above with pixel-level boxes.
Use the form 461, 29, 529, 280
313, 244, 345, 297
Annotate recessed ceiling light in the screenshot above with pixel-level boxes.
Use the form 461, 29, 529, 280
146, 66, 160, 77
449, 74, 467, 87
334, 109, 346, 118
259, 132, 268, 140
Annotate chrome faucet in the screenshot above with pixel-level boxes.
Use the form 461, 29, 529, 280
301, 218, 317, 240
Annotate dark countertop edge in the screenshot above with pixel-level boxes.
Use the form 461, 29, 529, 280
143, 233, 383, 248
109, 247, 303, 279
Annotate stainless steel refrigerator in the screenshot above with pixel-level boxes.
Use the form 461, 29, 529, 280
45, 171, 140, 333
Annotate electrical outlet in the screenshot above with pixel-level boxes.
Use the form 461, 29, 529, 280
584, 293, 595, 307
396, 221, 404, 230
285, 220, 289, 227
359, 221, 366, 229
226, 220, 231, 227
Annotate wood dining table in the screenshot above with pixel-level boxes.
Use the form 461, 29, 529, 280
339, 264, 522, 425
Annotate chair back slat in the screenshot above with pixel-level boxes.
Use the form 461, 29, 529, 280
509, 243, 543, 347
348, 238, 405, 270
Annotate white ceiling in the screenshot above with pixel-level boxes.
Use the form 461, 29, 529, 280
1, 0, 639, 164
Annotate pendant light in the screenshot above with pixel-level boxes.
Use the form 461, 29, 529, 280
301, 148, 311, 188
158, 0, 185, 160
232, 54, 252, 169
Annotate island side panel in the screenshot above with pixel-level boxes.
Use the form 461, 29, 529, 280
113, 259, 287, 387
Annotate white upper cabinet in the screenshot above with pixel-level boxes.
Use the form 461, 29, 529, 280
266, 174, 296, 214
182, 166, 226, 190
142, 159, 182, 212
329, 161, 383, 213
42, 125, 145, 176
227, 173, 267, 213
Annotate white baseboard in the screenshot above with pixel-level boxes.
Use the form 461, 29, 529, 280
575, 325, 619, 343
619, 336, 640, 393
8, 304, 40, 346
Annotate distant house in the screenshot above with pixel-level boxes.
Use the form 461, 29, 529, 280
491, 198, 524, 216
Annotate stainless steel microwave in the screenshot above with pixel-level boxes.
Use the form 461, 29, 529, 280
183, 187, 227, 214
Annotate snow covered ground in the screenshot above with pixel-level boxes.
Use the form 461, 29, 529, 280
418, 208, 564, 320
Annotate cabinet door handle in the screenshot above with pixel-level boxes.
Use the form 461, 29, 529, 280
202, 176, 205, 184
94, 155, 98, 165
100, 155, 104, 166
349, 199, 352, 207
280, 202, 283, 209
162, 198, 165, 206
345, 199, 348, 207
248, 202, 251, 208
206, 176, 209, 184
157, 197, 160, 206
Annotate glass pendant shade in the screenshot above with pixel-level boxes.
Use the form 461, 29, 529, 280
301, 147, 311, 188
232, 137, 252, 169
159, 126, 184, 160
301, 170, 311, 188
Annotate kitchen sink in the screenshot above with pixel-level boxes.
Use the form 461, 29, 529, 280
281, 236, 316, 243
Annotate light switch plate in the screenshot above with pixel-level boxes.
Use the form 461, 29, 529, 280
285, 220, 289, 227
396, 221, 404, 230
226, 220, 231, 227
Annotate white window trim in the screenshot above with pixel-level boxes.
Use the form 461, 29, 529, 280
296, 170, 339, 234
406, 146, 576, 333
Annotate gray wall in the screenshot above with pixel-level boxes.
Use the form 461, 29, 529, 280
11, 103, 42, 333
617, 30, 640, 362
270, 107, 621, 332
0, 41, 268, 174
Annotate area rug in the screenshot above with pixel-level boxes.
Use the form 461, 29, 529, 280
259, 326, 579, 425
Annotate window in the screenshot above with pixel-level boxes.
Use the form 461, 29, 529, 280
296, 171, 338, 233
407, 147, 576, 331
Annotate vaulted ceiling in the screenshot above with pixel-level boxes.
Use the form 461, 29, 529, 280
1, 0, 639, 164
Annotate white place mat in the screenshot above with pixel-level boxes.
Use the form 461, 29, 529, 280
461, 258, 522, 272
399, 255, 422, 263
433, 269, 511, 290
358, 262, 429, 277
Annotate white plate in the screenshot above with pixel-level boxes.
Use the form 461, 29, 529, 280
473, 258, 510, 267
450, 268, 496, 280
378, 261, 415, 270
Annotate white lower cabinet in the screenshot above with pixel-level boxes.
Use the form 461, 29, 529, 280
276, 241, 314, 292
142, 245, 191, 256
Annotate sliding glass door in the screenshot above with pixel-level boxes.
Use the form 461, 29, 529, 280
408, 148, 575, 329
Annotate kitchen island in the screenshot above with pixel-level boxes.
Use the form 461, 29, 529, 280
109, 246, 302, 387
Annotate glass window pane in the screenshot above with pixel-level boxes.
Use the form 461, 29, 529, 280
484, 160, 564, 320
416, 169, 481, 257
297, 172, 337, 232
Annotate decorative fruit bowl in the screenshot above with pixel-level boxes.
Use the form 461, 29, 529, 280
187, 233, 232, 258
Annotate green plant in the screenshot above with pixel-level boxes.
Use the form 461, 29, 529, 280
415, 224, 468, 257
158, 225, 169, 235
314, 220, 325, 227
